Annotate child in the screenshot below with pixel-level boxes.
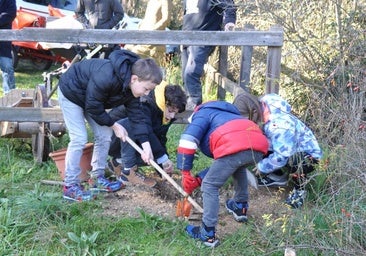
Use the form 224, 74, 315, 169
108, 82, 186, 187
255, 93, 322, 208
176, 100, 268, 247
57, 49, 162, 201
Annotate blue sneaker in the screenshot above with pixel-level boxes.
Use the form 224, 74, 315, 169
90, 176, 125, 192
63, 184, 94, 202
225, 199, 248, 222
185, 223, 219, 248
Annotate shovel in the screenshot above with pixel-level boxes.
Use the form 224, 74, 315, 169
125, 137, 203, 216
246, 168, 258, 189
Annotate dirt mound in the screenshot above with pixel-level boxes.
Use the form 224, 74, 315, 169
101, 173, 293, 236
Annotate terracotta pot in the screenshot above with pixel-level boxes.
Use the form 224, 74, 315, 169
49, 143, 93, 181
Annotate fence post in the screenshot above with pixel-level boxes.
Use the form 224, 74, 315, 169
218, 45, 228, 100
239, 24, 255, 95
265, 25, 283, 94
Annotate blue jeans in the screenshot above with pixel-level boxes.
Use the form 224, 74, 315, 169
201, 150, 263, 228
181, 45, 214, 106
58, 88, 113, 186
0, 56, 16, 93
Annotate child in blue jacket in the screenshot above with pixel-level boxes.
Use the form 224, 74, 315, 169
255, 93, 322, 208
176, 100, 268, 247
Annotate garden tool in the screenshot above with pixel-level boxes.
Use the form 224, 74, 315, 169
246, 169, 258, 189
175, 197, 192, 218
125, 137, 203, 216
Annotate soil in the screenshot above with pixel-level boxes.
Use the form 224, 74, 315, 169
101, 172, 294, 237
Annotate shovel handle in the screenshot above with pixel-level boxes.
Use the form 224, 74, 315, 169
126, 136, 203, 213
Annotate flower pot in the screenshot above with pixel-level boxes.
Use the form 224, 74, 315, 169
49, 143, 93, 181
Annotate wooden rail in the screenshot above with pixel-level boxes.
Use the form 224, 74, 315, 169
0, 27, 283, 123
0, 28, 283, 46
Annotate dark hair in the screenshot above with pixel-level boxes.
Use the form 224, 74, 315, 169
232, 92, 263, 123
165, 85, 187, 113
132, 58, 163, 84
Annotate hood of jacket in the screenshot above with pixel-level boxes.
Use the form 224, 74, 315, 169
260, 93, 291, 117
195, 100, 241, 115
108, 49, 140, 90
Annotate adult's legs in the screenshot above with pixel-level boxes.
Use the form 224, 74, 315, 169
0, 56, 16, 93
182, 45, 214, 108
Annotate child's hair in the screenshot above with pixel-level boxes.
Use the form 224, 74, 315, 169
165, 85, 187, 113
232, 92, 263, 123
132, 58, 163, 84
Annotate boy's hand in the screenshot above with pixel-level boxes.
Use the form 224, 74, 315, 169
112, 122, 128, 141
181, 171, 202, 195
224, 22, 235, 31
162, 159, 173, 176
253, 166, 262, 176
141, 142, 154, 165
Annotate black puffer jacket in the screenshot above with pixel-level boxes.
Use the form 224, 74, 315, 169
140, 90, 173, 159
58, 49, 149, 143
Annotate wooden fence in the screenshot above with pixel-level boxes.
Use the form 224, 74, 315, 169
0, 26, 283, 123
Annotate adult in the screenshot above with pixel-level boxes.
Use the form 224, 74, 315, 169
124, 0, 172, 66
0, 0, 17, 94
181, 0, 236, 110
75, 0, 124, 58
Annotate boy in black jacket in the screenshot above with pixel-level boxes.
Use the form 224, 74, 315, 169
108, 82, 186, 187
58, 49, 162, 201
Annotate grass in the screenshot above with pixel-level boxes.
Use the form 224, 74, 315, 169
1, 59, 365, 255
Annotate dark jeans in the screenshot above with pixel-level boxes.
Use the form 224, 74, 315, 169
181, 45, 215, 106
272, 152, 319, 175
271, 152, 319, 189
109, 118, 143, 169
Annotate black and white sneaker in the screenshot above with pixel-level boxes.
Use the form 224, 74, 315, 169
257, 173, 288, 187
285, 189, 306, 208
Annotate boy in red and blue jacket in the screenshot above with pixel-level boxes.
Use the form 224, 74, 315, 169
176, 100, 268, 247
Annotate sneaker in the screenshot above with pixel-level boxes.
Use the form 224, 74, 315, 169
116, 174, 129, 183
225, 199, 248, 222
257, 173, 288, 187
285, 189, 306, 208
185, 224, 219, 248
89, 176, 125, 192
63, 184, 94, 202
125, 166, 157, 188
107, 158, 122, 176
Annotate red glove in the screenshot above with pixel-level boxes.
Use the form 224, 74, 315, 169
181, 171, 202, 194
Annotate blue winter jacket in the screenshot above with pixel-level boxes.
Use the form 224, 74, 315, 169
257, 93, 323, 174
177, 101, 268, 171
